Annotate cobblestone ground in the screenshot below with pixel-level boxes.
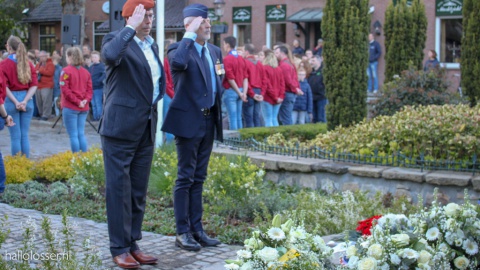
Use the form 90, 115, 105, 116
0, 203, 240, 270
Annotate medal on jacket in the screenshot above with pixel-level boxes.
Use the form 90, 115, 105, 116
215, 59, 225, 76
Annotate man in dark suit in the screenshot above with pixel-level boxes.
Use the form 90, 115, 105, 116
162, 3, 223, 252
99, 0, 165, 268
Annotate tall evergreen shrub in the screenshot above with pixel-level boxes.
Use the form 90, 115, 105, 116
461, 0, 480, 106
321, 0, 370, 130
384, 0, 427, 82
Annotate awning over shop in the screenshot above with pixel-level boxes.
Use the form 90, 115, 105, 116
287, 8, 323, 22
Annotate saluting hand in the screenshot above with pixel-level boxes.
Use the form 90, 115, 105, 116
126, 4, 146, 30
186, 17, 205, 33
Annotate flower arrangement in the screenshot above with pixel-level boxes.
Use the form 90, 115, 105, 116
356, 215, 382, 236
224, 214, 334, 270
342, 189, 480, 269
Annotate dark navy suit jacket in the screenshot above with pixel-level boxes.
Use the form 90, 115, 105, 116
162, 38, 223, 141
99, 27, 165, 142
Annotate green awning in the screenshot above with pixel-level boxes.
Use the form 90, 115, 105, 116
287, 8, 323, 22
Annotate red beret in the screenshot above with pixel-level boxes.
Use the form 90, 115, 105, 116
122, 0, 155, 19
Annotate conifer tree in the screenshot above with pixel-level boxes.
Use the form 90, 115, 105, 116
384, 0, 427, 82
322, 0, 370, 130
461, 0, 480, 106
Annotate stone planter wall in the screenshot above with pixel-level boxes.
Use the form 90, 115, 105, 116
213, 147, 480, 205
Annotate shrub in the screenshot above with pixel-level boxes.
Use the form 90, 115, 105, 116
148, 144, 178, 198
34, 151, 77, 182
309, 104, 480, 160
238, 123, 327, 142
4, 154, 35, 184
370, 67, 462, 118
71, 147, 105, 190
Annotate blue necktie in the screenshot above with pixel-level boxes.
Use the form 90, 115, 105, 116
202, 47, 214, 106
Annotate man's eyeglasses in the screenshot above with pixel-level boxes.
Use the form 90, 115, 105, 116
144, 14, 155, 21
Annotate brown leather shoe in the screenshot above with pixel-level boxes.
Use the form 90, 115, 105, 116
131, 250, 158, 265
112, 252, 140, 269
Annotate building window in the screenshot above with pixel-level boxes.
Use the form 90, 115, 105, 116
439, 18, 462, 64
234, 24, 252, 46
93, 22, 109, 51
267, 23, 286, 49
39, 25, 56, 54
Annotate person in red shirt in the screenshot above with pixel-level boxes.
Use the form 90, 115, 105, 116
35, 50, 55, 120
162, 39, 175, 144
0, 71, 15, 195
242, 44, 264, 128
60, 47, 93, 152
0, 35, 38, 158
222, 36, 248, 130
261, 50, 284, 127
274, 45, 303, 125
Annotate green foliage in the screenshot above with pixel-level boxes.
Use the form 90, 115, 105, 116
238, 123, 327, 141
70, 147, 105, 191
461, 0, 480, 106
4, 155, 35, 184
148, 144, 178, 198
371, 66, 462, 117
34, 151, 77, 182
384, 0, 427, 82
322, 0, 370, 130
309, 104, 480, 160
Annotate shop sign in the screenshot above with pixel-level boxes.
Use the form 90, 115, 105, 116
436, 0, 463, 16
233, 7, 252, 23
266, 5, 286, 22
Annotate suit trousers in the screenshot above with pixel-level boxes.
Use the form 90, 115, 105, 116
173, 114, 215, 234
35, 88, 53, 118
101, 122, 154, 257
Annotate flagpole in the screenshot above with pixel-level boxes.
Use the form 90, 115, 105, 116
155, 0, 165, 147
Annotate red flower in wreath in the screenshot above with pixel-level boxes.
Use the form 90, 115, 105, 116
356, 215, 382, 236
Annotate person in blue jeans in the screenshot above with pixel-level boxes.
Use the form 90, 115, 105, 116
1, 76, 16, 194
60, 47, 93, 152
89, 51, 106, 121
1, 36, 38, 158
367, 33, 382, 93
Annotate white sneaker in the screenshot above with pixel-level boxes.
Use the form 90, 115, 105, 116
373, 90, 378, 94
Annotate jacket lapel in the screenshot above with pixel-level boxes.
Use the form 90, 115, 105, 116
130, 42, 152, 102
191, 48, 209, 87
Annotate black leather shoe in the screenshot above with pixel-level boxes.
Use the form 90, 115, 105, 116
175, 233, 201, 251
192, 231, 221, 247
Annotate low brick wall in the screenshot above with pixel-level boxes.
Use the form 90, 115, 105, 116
213, 147, 480, 205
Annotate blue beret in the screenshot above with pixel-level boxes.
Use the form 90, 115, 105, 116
183, 4, 208, 19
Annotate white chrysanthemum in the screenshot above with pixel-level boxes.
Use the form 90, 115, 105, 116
236, 250, 252, 259
224, 263, 240, 270
347, 256, 359, 269
418, 250, 432, 264
257, 247, 279, 262
289, 228, 307, 241
390, 253, 401, 265
426, 227, 440, 241
357, 257, 377, 270
312, 235, 325, 249
367, 244, 383, 260
401, 248, 419, 260
239, 262, 252, 270
463, 239, 479, 255
267, 227, 285, 241
453, 256, 470, 270
438, 243, 449, 253
346, 245, 358, 258
444, 203, 460, 217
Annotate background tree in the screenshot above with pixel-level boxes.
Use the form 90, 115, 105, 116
461, 0, 480, 106
384, 0, 427, 82
0, 0, 41, 47
321, 0, 370, 130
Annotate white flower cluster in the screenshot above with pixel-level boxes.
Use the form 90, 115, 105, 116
343, 190, 480, 270
225, 215, 333, 270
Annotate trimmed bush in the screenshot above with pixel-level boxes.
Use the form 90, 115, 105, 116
4, 155, 35, 184
34, 151, 77, 182
238, 123, 327, 142
370, 66, 462, 118
309, 104, 480, 160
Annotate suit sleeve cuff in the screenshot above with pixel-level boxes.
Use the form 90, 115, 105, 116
183, 32, 197, 41
126, 25, 135, 31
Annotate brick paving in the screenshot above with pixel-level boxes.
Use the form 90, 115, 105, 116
0, 119, 241, 269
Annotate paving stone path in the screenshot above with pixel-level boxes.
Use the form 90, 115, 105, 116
0, 203, 240, 269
